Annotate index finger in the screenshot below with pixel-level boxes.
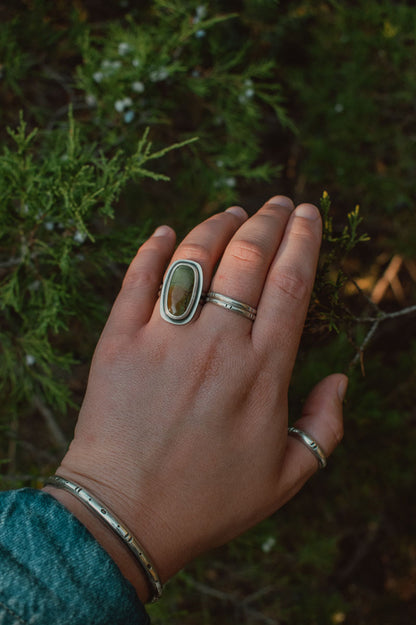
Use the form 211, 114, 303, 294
252, 203, 322, 373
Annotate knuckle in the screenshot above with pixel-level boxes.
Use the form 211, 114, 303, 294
207, 213, 226, 225
228, 239, 265, 266
291, 218, 318, 241
123, 263, 160, 290
178, 242, 211, 265
122, 243, 165, 290
270, 266, 309, 301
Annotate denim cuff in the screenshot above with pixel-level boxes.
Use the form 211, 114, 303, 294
0, 488, 150, 625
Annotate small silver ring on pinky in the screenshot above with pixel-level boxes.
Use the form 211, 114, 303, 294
205, 292, 257, 321
287, 427, 327, 469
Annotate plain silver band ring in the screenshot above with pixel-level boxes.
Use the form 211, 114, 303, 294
287, 426, 327, 469
205, 291, 257, 321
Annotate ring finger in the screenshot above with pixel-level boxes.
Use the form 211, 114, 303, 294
201, 196, 294, 329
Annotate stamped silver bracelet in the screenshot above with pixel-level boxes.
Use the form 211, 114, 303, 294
45, 475, 163, 602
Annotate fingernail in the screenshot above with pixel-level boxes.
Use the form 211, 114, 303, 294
337, 376, 349, 402
153, 225, 172, 237
295, 204, 320, 221
225, 206, 248, 219
266, 195, 294, 210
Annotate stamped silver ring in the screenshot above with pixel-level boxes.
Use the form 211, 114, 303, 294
205, 291, 257, 321
160, 259, 204, 325
287, 426, 327, 469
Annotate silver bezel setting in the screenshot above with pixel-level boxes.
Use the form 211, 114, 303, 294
160, 259, 204, 325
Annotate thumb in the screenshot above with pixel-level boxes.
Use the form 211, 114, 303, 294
294, 372, 347, 459
274, 373, 347, 507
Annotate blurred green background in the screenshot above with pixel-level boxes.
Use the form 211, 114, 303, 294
0, 1, 415, 623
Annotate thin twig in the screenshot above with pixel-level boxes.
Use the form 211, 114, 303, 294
0, 249, 41, 270
243, 585, 276, 606
349, 319, 380, 371
346, 274, 381, 314
346, 268, 416, 366
7, 412, 18, 476
356, 304, 416, 323
242, 605, 280, 625
183, 576, 280, 625
33, 396, 68, 452
0, 256, 23, 269
335, 522, 380, 585
18, 440, 60, 465
186, 578, 236, 602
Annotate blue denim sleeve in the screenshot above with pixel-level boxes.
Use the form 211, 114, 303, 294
0, 489, 150, 625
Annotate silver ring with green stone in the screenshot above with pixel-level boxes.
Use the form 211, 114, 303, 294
160, 259, 204, 325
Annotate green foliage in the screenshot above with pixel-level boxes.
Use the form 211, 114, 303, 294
0, 110, 194, 414
308, 192, 369, 334
0, 0, 295, 426
75, 0, 291, 220
281, 0, 416, 251
321, 192, 370, 255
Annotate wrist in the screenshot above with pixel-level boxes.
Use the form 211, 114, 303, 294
42, 483, 152, 604
54, 451, 188, 584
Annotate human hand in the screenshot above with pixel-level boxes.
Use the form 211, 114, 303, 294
47, 196, 346, 601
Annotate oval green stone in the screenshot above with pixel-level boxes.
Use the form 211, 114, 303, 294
167, 264, 196, 318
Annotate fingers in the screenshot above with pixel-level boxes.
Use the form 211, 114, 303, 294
101, 195, 320, 344
253, 204, 322, 373
274, 374, 347, 507
103, 207, 248, 338
102, 226, 176, 338
165, 206, 249, 295
148, 206, 248, 327
201, 196, 294, 329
